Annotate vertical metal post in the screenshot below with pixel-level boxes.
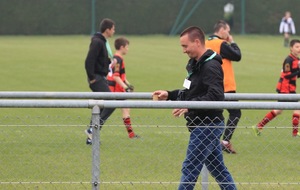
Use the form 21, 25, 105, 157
91, 0, 96, 35
91, 105, 100, 190
172, 0, 204, 35
241, 0, 246, 34
169, 0, 190, 35
201, 164, 209, 190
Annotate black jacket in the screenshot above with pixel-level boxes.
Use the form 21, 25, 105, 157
207, 35, 241, 61
168, 49, 224, 130
85, 32, 111, 81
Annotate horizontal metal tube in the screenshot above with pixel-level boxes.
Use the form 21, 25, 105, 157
0, 99, 300, 110
0, 92, 151, 99
0, 92, 300, 100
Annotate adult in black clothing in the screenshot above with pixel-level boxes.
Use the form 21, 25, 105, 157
153, 26, 236, 190
84, 18, 116, 145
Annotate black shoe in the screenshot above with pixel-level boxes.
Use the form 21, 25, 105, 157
86, 137, 92, 145
85, 128, 92, 145
221, 141, 237, 154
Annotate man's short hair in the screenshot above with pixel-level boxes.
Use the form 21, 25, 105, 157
213, 20, 228, 33
99, 18, 115, 33
290, 39, 300, 47
180, 26, 205, 45
114, 37, 129, 50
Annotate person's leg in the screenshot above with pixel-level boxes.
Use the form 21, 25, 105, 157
122, 108, 139, 138
178, 127, 211, 190
292, 110, 300, 136
89, 75, 116, 125
86, 76, 116, 144
253, 110, 282, 136
223, 108, 241, 141
222, 108, 241, 153
206, 123, 237, 190
258, 110, 282, 128
206, 141, 236, 190
284, 33, 290, 47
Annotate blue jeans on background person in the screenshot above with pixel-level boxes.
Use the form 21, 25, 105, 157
178, 121, 237, 190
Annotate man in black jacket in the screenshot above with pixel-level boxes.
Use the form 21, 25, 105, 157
84, 18, 116, 145
153, 26, 236, 190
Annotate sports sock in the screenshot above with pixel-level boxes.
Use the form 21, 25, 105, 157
123, 117, 135, 137
292, 113, 299, 136
257, 110, 277, 129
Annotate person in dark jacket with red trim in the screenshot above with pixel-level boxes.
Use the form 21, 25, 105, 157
84, 18, 116, 145
253, 39, 300, 137
153, 26, 236, 190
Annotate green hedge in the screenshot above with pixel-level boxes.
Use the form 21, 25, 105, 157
0, 0, 299, 35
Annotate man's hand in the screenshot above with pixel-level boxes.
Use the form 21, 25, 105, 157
127, 84, 134, 91
152, 90, 168, 100
172, 108, 188, 117
125, 87, 133, 92
226, 34, 233, 43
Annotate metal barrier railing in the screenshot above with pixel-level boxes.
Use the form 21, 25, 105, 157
1, 92, 300, 190
0, 99, 300, 110
0, 91, 300, 101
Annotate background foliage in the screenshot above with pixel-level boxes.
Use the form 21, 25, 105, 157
1, 0, 300, 35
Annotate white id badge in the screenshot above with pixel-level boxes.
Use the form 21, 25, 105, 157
183, 79, 191, 89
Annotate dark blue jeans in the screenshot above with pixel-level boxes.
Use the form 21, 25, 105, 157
178, 121, 237, 190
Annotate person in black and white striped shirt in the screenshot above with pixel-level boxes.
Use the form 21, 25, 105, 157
279, 11, 296, 47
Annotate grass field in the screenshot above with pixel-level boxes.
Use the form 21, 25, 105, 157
0, 34, 299, 189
